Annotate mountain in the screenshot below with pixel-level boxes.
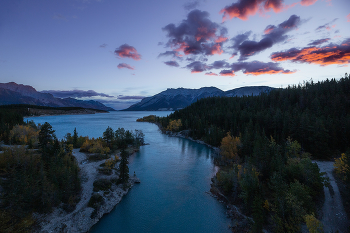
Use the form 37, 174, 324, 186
124, 86, 273, 111
0, 82, 115, 111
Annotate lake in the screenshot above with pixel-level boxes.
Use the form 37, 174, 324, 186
26, 111, 231, 233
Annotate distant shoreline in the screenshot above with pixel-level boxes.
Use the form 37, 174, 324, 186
25, 108, 108, 117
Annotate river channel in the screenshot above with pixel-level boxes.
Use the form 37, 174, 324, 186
26, 111, 231, 233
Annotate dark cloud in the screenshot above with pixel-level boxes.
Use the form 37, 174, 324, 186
205, 72, 218, 76
117, 95, 145, 100
307, 38, 330, 46
164, 61, 180, 67
162, 10, 228, 58
114, 44, 141, 60
158, 51, 181, 58
99, 43, 107, 48
279, 14, 301, 29
238, 38, 274, 60
117, 63, 135, 70
315, 18, 338, 31
184, 1, 200, 10
230, 61, 296, 75
220, 69, 235, 76
232, 15, 300, 60
209, 60, 230, 69
186, 61, 209, 73
41, 90, 114, 98
271, 38, 350, 66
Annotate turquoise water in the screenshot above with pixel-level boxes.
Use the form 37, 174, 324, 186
26, 111, 231, 233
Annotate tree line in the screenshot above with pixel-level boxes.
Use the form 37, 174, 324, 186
152, 74, 350, 232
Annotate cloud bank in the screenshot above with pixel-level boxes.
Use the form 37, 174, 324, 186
231, 14, 301, 60
42, 90, 114, 98
271, 38, 350, 66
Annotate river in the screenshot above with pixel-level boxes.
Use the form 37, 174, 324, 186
26, 111, 231, 233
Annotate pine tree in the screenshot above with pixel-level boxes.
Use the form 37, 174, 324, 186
73, 127, 78, 148
118, 149, 129, 185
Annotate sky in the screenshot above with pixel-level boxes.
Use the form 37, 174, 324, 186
1, 0, 349, 110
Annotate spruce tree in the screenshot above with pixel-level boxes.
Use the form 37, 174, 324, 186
118, 149, 129, 185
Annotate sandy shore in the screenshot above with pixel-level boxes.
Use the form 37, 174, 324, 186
34, 149, 140, 233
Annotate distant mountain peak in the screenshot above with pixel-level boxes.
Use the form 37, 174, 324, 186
124, 86, 273, 111
0, 82, 115, 111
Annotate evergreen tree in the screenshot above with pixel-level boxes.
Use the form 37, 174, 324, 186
118, 149, 129, 184
38, 122, 56, 160
73, 127, 78, 148
103, 126, 114, 147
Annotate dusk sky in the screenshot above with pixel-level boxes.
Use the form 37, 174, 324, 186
1, 0, 349, 109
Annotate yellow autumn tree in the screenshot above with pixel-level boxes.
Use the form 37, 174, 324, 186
220, 132, 241, 162
304, 213, 324, 233
9, 125, 39, 147
166, 119, 182, 132
334, 153, 349, 181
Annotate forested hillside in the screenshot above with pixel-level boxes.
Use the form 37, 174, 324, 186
154, 74, 350, 232
161, 75, 350, 159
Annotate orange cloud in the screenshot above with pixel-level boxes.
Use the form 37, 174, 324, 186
271, 39, 350, 66
209, 44, 224, 55
264, 26, 275, 34
220, 0, 307, 21
347, 13, 350, 22
245, 69, 296, 75
300, 0, 317, 6
215, 36, 228, 43
220, 70, 235, 76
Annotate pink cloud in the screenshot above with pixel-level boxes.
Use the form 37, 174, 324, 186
114, 44, 141, 60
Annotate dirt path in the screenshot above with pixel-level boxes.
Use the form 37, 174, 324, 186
315, 161, 349, 233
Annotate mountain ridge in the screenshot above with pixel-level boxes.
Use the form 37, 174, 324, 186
124, 86, 274, 111
0, 82, 115, 111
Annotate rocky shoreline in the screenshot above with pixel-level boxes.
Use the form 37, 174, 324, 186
34, 149, 140, 233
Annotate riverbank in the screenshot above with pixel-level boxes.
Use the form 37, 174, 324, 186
139, 116, 251, 232
164, 130, 255, 232
34, 149, 140, 233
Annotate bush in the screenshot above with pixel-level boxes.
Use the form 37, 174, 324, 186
93, 179, 112, 192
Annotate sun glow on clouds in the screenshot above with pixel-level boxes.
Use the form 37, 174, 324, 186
220, 0, 317, 21
271, 38, 350, 66
347, 13, 350, 22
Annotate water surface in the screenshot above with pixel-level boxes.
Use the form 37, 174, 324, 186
26, 111, 231, 233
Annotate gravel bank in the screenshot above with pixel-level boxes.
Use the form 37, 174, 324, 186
35, 149, 140, 233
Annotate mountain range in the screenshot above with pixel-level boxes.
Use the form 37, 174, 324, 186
0, 82, 115, 111
124, 86, 273, 111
